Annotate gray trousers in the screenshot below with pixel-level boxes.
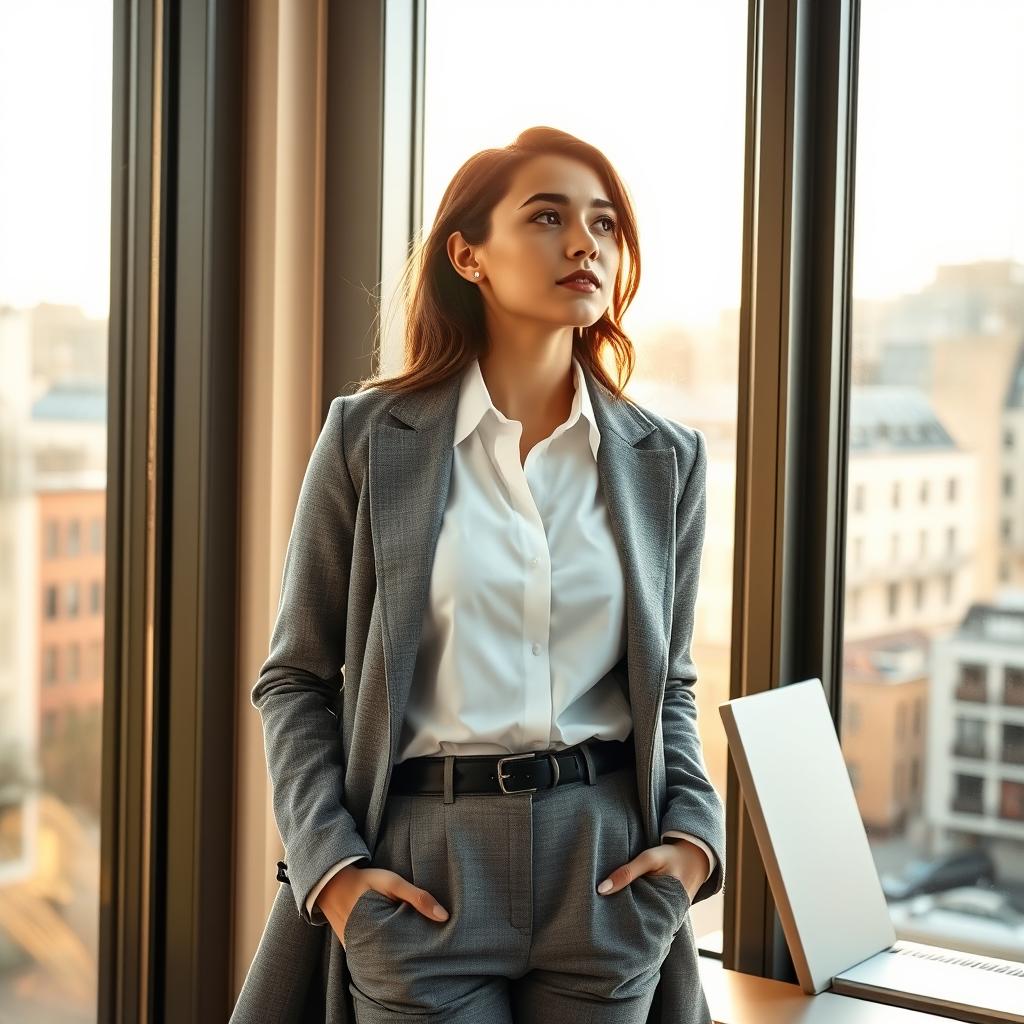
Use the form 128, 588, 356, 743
342, 753, 692, 1023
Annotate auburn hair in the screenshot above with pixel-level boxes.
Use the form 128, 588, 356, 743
350, 126, 643, 403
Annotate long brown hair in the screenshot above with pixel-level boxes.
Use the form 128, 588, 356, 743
350, 126, 643, 403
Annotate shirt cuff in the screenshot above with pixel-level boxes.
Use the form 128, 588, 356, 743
661, 830, 716, 884
304, 854, 368, 920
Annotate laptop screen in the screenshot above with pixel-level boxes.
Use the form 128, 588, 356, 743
719, 678, 896, 993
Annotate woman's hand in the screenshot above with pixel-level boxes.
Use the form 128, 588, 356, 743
596, 840, 708, 903
319, 865, 450, 948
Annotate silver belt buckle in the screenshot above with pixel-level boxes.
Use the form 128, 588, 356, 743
497, 751, 539, 794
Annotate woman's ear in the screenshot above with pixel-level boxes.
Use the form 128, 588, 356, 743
447, 230, 481, 284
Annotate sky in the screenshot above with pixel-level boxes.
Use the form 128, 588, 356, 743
0, 1, 113, 319
1, 0, 1022, 324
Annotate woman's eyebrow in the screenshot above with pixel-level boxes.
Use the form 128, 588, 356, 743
517, 192, 617, 213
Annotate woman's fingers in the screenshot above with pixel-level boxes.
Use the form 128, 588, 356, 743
334, 870, 450, 948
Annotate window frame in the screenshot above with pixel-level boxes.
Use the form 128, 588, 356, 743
103, 0, 245, 1019
724, 0, 861, 986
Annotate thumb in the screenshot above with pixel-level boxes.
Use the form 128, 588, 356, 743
597, 854, 650, 895
390, 877, 449, 922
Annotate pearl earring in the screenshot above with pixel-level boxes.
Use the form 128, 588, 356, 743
473, 271, 480, 278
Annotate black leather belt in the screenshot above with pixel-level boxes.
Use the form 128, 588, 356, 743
273, 735, 637, 886
387, 733, 635, 797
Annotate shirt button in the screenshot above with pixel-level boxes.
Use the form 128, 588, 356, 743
532, 642, 542, 655
530, 557, 539, 567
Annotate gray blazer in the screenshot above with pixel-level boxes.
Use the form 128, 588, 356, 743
231, 360, 725, 1023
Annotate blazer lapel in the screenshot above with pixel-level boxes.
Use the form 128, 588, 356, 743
368, 359, 677, 838
584, 364, 678, 836
368, 373, 462, 761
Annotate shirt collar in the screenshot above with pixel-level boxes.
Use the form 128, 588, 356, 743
453, 355, 601, 459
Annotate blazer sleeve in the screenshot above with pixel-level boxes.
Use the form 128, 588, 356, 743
657, 426, 726, 907
251, 395, 372, 925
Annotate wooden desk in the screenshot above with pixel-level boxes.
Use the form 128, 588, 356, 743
698, 955, 964, 1024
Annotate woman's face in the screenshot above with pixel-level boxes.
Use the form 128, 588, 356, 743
449, 153, 621, 331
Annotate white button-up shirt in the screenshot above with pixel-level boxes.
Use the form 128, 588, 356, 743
307, 355, 715, 916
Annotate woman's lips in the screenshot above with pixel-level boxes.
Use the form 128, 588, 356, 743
557, 279, 598, 292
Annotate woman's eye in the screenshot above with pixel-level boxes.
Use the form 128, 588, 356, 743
533, 210, 618, 232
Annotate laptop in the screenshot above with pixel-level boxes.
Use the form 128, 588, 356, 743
718, 678, 1024, 1024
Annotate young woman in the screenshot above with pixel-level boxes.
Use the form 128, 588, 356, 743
232, 127, 725, 1024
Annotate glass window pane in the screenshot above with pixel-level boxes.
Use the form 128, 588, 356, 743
843, 0, 1024, 963
0, 2, 113, 1018
421, 0, 747, 953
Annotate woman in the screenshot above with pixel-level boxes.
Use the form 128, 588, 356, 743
232, 127, 725, 1024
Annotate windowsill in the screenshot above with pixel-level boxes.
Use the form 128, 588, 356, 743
698, 953, 967, 1023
